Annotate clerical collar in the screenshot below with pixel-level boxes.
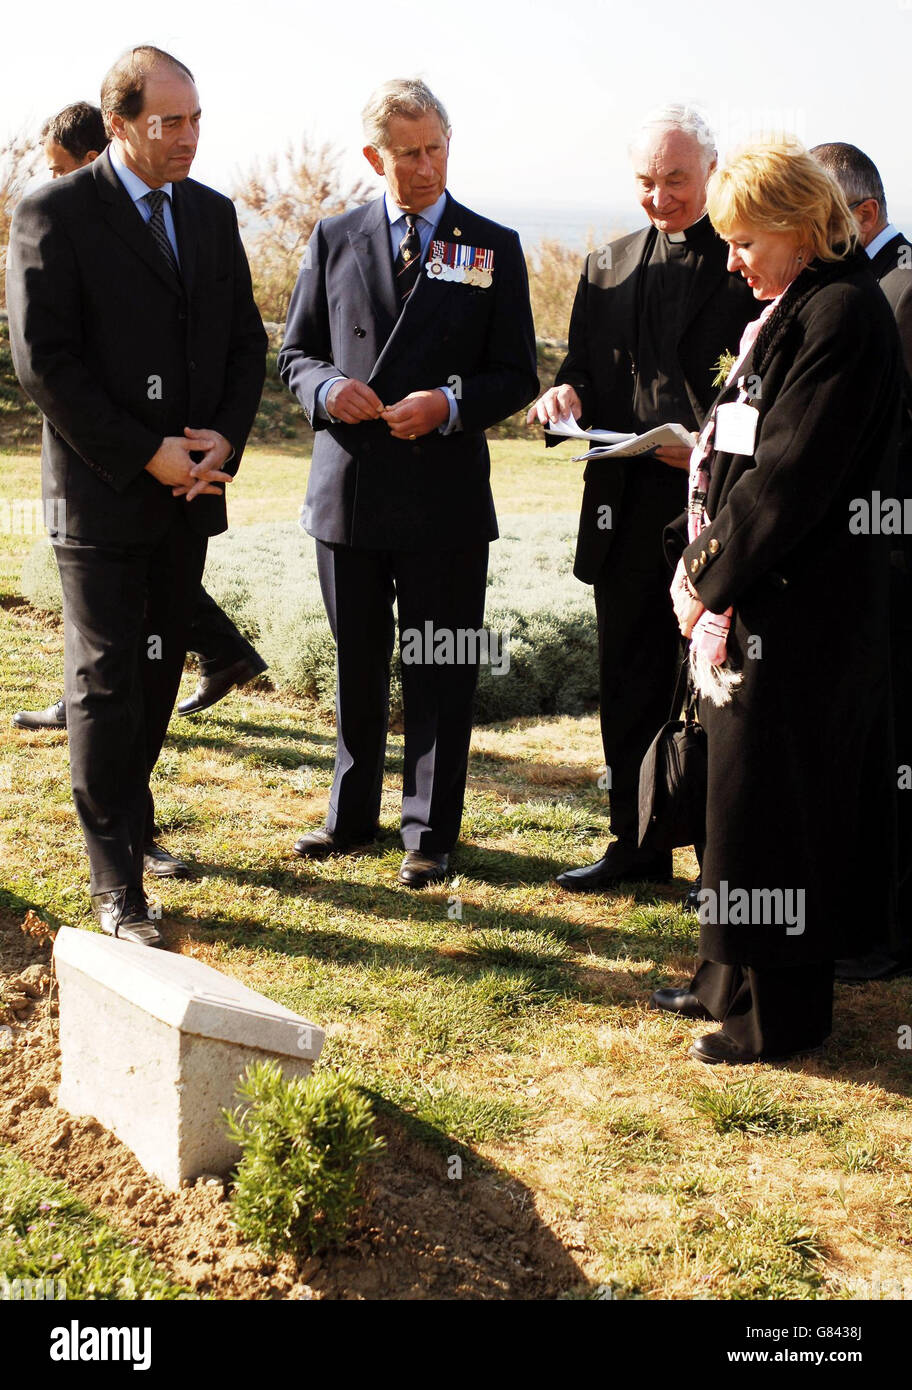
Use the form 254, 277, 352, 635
664, 213, 712, 247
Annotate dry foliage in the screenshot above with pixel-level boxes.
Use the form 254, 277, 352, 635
525, 237, 584, 343
235, 140, 372, 323
0, 130, 38, 308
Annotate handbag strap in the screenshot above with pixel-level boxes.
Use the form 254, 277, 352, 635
669, 654, 698, 724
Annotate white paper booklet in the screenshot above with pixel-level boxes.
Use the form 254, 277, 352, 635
544, 414, 696, 459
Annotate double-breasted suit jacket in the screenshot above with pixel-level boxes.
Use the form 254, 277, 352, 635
279, 192, 538, 551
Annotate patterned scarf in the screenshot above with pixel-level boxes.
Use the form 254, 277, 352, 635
686, 297, 781, 705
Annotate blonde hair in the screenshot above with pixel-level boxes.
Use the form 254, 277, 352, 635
706, 137, 856, 262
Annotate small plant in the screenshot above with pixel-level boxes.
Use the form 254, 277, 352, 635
691, 1078, 790, 1135
224, 1061, 385, 1258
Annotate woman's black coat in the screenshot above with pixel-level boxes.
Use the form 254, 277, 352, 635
667, 249, 902, 966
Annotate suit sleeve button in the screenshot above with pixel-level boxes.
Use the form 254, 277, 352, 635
700, 550, 707, 563
690, 559, 700, 575
709, 538, 720, 554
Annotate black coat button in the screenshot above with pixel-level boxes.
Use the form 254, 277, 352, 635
354, 326, 366, 337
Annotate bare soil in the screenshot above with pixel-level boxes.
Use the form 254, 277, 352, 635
0, 908, 583, 1300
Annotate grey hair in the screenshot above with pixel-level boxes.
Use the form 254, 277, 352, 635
361, 78, 450, 149
629, 103, 717, 163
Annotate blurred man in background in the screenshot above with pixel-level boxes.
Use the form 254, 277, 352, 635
812, 141, 912, 983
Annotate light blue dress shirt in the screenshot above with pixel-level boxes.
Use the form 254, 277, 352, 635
316, 190, 461, 433
866, 223, 899, 261
108, 142, 180, 268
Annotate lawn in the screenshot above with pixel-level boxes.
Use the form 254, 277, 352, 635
1, 437, 911, 1301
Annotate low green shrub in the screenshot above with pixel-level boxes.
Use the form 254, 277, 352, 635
20, 512, 599, 723
224, 1060, 384, 1257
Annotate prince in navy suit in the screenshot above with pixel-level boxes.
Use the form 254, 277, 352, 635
279, 78, 537, 887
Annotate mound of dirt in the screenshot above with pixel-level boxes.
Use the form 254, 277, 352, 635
0, 909, 580, 1300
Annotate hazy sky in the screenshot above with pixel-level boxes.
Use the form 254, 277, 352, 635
4, 0, 911, 224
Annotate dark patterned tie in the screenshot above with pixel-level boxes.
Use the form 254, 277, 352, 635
394, 214, 421, 301
143, 189, 180, 279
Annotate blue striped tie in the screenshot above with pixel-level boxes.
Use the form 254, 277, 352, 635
143, 190, 180, 279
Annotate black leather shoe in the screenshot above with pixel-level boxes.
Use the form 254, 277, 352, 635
292, 827, 375, 859
689, 1030, 824, 1065
143, 842, 197, 879
555, 841, 673, 892
649, 987, 713, 1020
835, 950, 912, 982
177, 655, 267, 716
92, 888, 163, 948
398, 852, 449, 889
13, 699, 66, 730
681, 874, 702, 913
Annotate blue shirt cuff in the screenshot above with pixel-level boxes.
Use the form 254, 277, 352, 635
316, 376, 346, 421
438, 385, 462, 435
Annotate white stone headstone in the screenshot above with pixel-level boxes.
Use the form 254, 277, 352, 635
53, 926, 325, 1190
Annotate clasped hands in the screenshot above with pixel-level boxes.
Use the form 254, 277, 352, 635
525, 384, 691, 470
145, 427, 234, 500
326, 379, 449, 438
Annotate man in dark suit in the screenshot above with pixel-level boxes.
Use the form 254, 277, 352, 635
528, 105, 756, 893
812, 142, 912, 982
13, 101, 267, 736
279, 78, 537, 888
6, 46, 266, 944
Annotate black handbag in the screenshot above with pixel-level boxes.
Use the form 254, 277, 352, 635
637, 658, 707, 853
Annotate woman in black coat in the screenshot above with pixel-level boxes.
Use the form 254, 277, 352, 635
650, 140, 902, 1063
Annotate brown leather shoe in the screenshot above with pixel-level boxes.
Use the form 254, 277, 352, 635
398, 852, 449, 889
13, 699, 66, 730
92, 888, 163, 948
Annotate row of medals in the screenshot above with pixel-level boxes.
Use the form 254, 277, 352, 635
424, 256, 493, 287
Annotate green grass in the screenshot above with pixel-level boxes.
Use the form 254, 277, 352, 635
0, 1147, 192, 1300
1, 441, 912, 1300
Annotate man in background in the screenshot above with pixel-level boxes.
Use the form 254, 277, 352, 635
529, 104, 756, 896
812, 141, 912, 983
7, 47, 266, 944
13, 101, 267, 736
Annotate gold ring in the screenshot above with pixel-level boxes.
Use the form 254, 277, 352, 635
408, 433, 417, 440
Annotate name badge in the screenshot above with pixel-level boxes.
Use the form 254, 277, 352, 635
714, 402, 759, 457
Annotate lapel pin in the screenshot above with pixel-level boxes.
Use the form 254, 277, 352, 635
453, 227, 462, 237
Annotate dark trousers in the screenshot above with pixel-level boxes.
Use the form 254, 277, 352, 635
890, 556, 912, 957
54, 514, 207, 896
691, 958, 834, 1056
190, 585, 261, 676
315, 540, 489, 854
593, 523, 681, 844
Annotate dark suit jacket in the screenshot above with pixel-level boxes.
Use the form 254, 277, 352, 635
278, 192, 538, 550
6, 150, 266, 543
871, 232, 912, 554
553, 223, 756, 582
